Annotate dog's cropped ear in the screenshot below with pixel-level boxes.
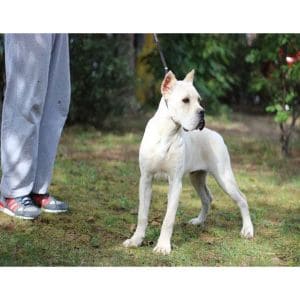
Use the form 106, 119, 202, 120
161, 71, 177, 96
184, 69, 195, 83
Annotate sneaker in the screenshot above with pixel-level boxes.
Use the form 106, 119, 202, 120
0, 195, 41, 220
31, 193, 68, 213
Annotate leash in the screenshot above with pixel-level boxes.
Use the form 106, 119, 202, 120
153, 34, 169, 75
153, 34, 181, 130
153, 33, 170, 108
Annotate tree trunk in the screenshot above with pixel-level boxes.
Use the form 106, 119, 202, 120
280, 134, 290, 157
279, 123, 290, 157
279, 109, 300, 157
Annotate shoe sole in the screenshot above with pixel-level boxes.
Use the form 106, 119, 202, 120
0, 207, 39, 220
41, 208, 68, 213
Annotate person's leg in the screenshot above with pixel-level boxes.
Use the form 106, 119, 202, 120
1, 34, 53, 198
31, 34, 70, 209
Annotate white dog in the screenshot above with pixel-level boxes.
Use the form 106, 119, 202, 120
123, 70, 254, 255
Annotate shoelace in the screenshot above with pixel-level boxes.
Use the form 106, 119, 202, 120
17, 196, 34, 207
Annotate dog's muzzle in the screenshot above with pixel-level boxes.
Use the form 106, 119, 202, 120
197, 110, 205, 131
183, 111, 205, 132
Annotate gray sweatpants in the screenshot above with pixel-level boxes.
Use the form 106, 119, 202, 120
1, 34, 70, 198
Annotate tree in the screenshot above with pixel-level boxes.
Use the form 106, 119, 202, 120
144, 34, 246, 114
246, 34, 300, 157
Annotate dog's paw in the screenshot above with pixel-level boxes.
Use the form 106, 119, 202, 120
188, 217, 205, 226
123, 237, 143, 248
240, 223, 254, 239
153, 242, 171, 255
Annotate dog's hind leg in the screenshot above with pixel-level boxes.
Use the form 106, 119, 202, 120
188, 171, 213, 225
211, 165, 254, 239
123, 172, 153, 248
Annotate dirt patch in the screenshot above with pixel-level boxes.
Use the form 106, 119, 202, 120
209, 114, 281, 140
210, 113, 300, 144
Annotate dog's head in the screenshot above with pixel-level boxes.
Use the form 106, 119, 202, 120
161, 70, 205, 131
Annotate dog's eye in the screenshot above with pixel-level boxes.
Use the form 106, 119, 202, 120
182, 98, 190, 104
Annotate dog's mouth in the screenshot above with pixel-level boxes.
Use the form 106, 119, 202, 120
183, 118, 205, 132
197, 118, 205, 131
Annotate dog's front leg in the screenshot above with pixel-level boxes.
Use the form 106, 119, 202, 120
153, 176, 182, 255
123, 172, 153, 248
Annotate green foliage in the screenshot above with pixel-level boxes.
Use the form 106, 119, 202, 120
246, 34, 300, 125
144, 34, 248, 114
69, 34, 136, 127
245, 34, 300, 155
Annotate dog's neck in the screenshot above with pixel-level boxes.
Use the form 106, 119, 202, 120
154, 97, 182, 136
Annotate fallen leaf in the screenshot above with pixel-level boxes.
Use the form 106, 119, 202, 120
87, 216, 95, 223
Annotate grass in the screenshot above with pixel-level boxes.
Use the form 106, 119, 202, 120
0, 112, 299, 266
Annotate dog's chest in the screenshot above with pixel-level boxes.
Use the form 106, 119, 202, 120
140, 134, 185, 173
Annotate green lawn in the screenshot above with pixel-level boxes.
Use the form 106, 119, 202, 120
0, 113, 299, 266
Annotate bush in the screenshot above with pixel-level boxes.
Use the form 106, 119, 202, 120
68, 34, 136, 127
143, 34, 247, 114
246, 34, 300, 156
